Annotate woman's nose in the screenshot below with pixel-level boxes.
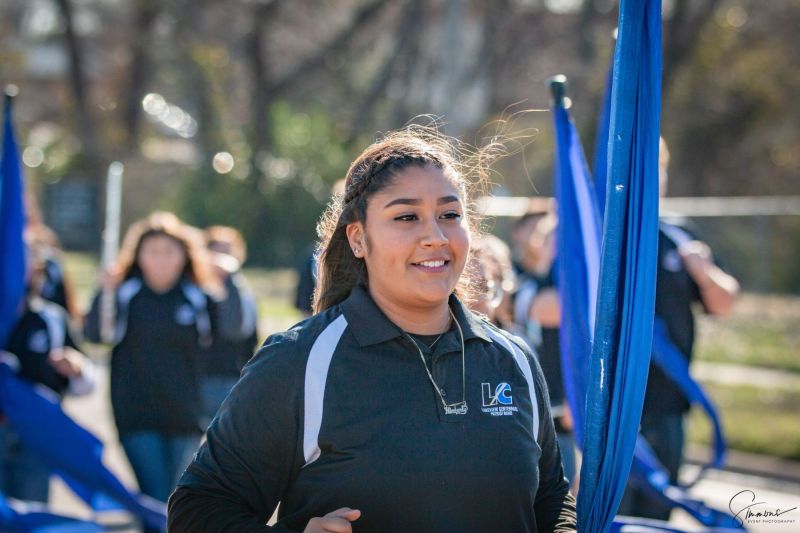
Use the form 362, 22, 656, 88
421, 219, 449, 247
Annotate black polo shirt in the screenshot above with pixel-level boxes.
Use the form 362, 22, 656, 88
169, 286, 576, 532
3, 301, 76, 396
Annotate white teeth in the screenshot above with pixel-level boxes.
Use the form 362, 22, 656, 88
418, 260, 445, 268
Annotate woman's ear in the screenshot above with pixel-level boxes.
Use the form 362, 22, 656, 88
346, 223, 365, 258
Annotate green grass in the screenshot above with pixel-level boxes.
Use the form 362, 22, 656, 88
62, 251, 100, 308
695, 295, 800, 373
687, 383, 800, 461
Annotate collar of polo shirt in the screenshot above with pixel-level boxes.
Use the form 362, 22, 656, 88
341, 285, 491, 348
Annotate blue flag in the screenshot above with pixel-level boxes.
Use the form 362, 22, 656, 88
576, 0, 662, 530
1, 492, 104, 532
552, 81, 602, 449
0, 363, 167, 530
553, 93, 742, 531
593, 64, 613, 219
0, 97, 27, 348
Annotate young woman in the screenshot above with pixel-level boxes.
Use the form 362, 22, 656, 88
168, 129, 577, 532
84, 212, 246, 513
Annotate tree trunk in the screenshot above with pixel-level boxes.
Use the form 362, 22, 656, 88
122, 0, 160, 152
55, 0, 103, 183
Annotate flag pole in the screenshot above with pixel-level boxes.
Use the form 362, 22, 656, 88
100, 161, 124, 343
4, 84, 19, 104
548, 74, 567, 106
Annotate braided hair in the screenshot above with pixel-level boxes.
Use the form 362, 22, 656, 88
314, 126, 486, 313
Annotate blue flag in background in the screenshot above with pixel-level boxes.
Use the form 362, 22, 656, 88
593, 64, 613, 219
0, 97, 27, 348
1, 492, 104, 532
0, 363, 167, 530
576, 0, 662, 529
552, 87, 602, 450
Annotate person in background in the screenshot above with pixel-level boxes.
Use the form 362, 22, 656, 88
619, 138, 740, 520
24, 194, 79, 321
200, 225, 259, 427
512, 210, 577, 488
0, 234, 96, 503
83, 212, 246, 529
294, 180, 346, 316
510, 206, 550, 276
468, 234, 516, 330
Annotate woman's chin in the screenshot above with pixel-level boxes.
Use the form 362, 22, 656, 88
411, 285, 455, 306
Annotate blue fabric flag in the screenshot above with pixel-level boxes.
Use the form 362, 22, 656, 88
651, 318, 727, 474
553, 93, 741, 530
1, 492, 104, 532
552, 84, 602, 449
593, 63, 613, 219
0, 97, 27, 348
629, 438, 743, 530
0, 363, 167, 530
576, 0, 662, 530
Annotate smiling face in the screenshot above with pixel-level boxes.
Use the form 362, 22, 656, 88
346, 165, 470, 314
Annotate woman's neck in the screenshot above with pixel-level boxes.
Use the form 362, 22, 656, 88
143, 276, 181, 294
368, 288, 451, 335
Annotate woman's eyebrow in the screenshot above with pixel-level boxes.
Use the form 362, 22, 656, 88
383, 195, 460, 208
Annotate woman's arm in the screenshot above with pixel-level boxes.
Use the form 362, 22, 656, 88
210, 274, 257, 341
529, 287, 561, 328
53, 325, 97, 396
529, 353, 578, 532
82, 291, 103, 343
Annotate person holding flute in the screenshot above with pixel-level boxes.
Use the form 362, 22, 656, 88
84, 212, 249, 531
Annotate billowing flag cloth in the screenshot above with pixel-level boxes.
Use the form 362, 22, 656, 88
553, 94, 744, 533
553, 93, 744, 531
576, 0, 662, 529
593, 64, 613, 219
0, 363, 167, 530
1, 493, 104, 532
629, 438, 743, 529
552, 77, 602, 449
0, 97, 26, 348
651, 318, 726, 474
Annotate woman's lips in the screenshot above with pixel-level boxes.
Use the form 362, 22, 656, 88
412, 259, 449, 273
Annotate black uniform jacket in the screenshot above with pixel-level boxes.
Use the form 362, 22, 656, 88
3, 300, 78, 396
84, 276, 247, 437
168, 286, 577, 532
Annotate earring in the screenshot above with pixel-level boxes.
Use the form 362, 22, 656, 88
352, 247, 360, 255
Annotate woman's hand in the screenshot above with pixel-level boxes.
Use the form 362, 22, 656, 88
98, 264, 123, 291
304, 507, 361, 533
48, 347, 85, 378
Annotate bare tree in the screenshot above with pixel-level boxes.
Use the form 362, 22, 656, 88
122, 0, 160, 151
55, 0, 103, 182
247, 0, 285, 176
663, 0, 722, 95
346, 0, 424, 145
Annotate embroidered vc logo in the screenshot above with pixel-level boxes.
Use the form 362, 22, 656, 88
482, 382, 513, 407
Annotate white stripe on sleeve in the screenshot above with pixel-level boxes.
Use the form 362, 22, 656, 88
303, 314, 349, 467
